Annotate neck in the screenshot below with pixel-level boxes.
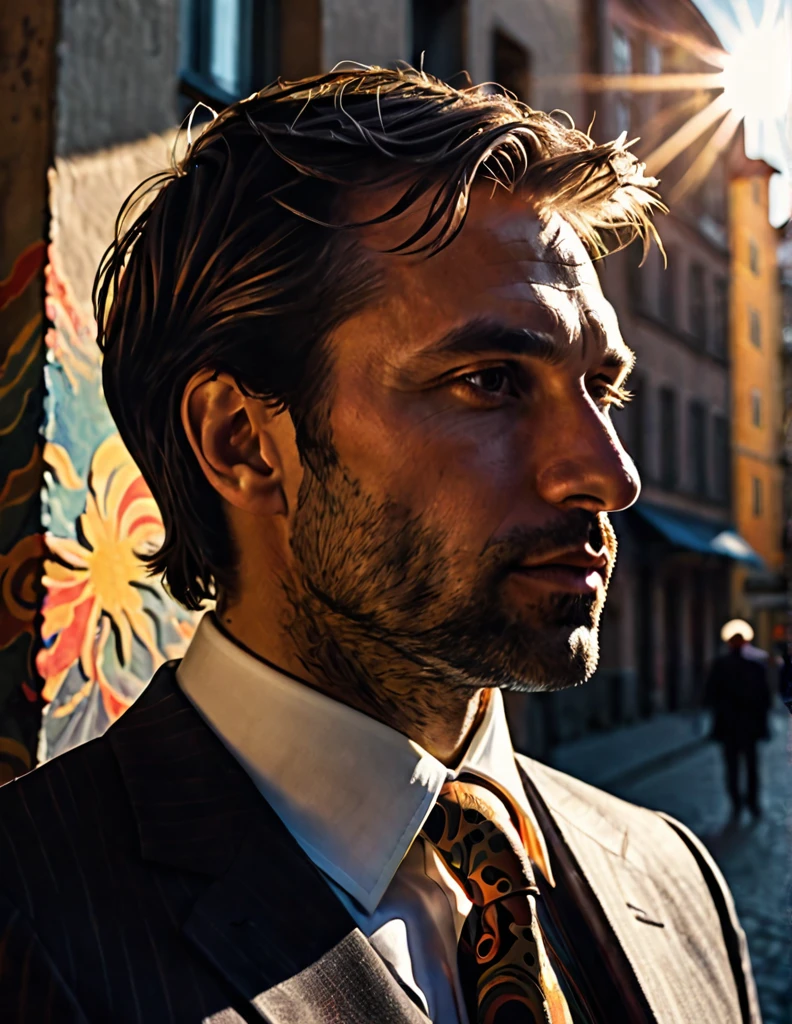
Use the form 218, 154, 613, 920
215, 597, 486, 765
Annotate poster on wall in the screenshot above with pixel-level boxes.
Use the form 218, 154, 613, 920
37, 138, 201, 762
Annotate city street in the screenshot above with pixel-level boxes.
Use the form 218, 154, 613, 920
609, 710, 791, 1024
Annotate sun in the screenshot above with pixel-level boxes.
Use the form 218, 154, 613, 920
720, 18, 792, 123
575, 0, 791, 217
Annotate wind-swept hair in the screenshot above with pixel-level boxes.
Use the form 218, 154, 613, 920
94, 65, 662, 610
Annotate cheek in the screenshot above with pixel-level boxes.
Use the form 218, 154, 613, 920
333, 391, 534, 539
421, 442, 524, 534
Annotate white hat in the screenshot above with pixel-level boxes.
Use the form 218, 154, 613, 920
720, 618, 754, 643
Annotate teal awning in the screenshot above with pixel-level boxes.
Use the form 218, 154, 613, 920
632, 502, 764, 567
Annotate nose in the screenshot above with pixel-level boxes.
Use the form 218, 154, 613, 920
534, 396, 640, 514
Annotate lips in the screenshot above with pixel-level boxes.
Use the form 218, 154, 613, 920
509, 547, 610, 595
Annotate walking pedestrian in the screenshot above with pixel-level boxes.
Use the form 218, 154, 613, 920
705, 620, 772, 819
778, 644, 792, 714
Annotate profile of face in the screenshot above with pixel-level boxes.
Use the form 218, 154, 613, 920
285, 188, 640, 696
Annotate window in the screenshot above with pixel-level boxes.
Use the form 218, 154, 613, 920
612, 26, 632, 73
749, 239, 760, 276
750, 308, 762, 348
713, 277, 728, 357
713, 415, 730, 503
752, 476, 763, 517
751, 389, 762, 428
659, 387, 678, 489
493, 29, 530, 102
660, 250, 676, 327
626, 243, 645, 311
688, 263, 707, 344
645, 40, 662, 75
411, 0, 464, 82
688, 402, 707, 496
180, 0, 279, 103
611, 27, 633, 135
613, 95, 632, 136
699, 157, 728, 229
622, 374, 645, 468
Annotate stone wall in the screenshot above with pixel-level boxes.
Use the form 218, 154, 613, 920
322, 0, 408, 69
55, 0, 179, 156
468, 0, 586, 125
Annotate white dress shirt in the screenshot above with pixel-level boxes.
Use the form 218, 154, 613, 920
177, 614, 553, 1024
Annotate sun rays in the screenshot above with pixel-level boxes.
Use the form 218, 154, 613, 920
570, 0, 791, 213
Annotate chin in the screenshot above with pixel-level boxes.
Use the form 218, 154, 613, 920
431, 591, 603, 694
493, 623, 601, 695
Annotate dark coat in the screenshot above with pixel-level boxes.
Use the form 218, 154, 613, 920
0, 664, 760, 1023
779, 654, 792, 712
705, 650, 772, 744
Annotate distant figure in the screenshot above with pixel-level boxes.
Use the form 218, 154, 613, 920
778, 645, 792, 714
740, 640, 769, 664
705, 620, 772, 819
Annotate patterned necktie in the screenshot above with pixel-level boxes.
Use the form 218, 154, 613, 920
422, 779, 573, 1024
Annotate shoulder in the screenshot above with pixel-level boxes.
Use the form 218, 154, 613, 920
516, 754, 760, 1023
515, 754, 738, 925
0, 731, 137, 911
516, 753, 670, 840
517, 753, 729, 876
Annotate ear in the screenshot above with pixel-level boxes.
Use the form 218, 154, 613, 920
180, 370, 289, 517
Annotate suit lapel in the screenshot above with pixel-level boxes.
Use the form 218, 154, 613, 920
182, 821, 429, 1024
109, 665, 429, 1024
518, 757, 744, 1024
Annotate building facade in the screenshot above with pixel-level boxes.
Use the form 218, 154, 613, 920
525, 0, 765, 755
727, 146, 786, 650
778, 219, 792, 645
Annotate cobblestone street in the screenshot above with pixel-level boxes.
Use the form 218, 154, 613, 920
607, 710, 791, 1024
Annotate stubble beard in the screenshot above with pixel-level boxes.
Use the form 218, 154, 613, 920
282, 457, 615, 726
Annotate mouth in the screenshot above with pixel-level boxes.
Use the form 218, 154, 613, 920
509, 548, 609, 595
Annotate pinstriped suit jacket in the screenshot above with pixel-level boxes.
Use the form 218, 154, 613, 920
0, 665, 760, 1023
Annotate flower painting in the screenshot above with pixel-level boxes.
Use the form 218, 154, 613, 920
38, 434, 168, 720
39, 245, 199, 760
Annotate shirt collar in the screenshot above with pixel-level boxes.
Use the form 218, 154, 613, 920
177, 613, 552, 914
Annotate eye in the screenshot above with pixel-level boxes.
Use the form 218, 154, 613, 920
588, 375, 631, 410
458, 366, 518, 399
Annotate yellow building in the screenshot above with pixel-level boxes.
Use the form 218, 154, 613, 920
729, 142, 785, 649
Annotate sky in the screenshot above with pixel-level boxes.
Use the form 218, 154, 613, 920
693, 0, 792, 224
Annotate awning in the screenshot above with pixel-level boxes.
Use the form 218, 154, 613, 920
631, 501, 764, 567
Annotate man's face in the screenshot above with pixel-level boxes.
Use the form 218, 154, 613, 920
288, 190, 640, 694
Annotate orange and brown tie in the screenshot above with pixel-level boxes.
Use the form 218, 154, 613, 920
422, 779, 573, 1024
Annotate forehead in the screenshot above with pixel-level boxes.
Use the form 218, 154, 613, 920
353, 188, 622, 357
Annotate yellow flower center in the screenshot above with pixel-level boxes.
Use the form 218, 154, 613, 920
86, 536, 147, 618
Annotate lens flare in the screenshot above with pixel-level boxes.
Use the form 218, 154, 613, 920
720, 20, 792, 122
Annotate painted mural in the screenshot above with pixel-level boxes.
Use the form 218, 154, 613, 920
0, 0, 60, 782
0, 241, 47, 782
38, 145, 200, 762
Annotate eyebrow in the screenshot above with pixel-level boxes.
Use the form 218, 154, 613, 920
423, 317, 635, 374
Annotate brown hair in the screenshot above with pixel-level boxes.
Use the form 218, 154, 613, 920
94, 65, 661, 610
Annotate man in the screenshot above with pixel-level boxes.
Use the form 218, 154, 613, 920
779, 643, 792, 714
0, 68, 759, 1023
705, 620, 772, 821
